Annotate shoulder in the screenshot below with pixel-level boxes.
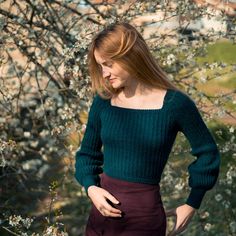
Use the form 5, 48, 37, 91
90, 93, 108, 111
172, 89, 196, 110
92, 93, 106, 104
169, 90, 202, 120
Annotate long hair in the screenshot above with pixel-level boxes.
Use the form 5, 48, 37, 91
87, 22, 180, 99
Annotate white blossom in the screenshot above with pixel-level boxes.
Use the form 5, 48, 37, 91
204, 223, 212, 231
61, 232, 68, 236
230, 221, 236, 233
175, 179, 185, 190
22, 159, 42, 171
23, 132, 31, 138
229, 126, 234, 133
225, 189, 231, 195
165, 54, 176, 65
222, 200, 231, 209
39, 129, 50, 138
199, 76, 207, 83
200, 211, 210, 219
209, 62, 218, 70
9, 215, 22, 227
45, 226, 54, 235
21, 217, 33, 229
215, 193, 223, 202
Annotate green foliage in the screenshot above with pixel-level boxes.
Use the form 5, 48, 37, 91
0, 0, 235, 235
196, 40, 236, 64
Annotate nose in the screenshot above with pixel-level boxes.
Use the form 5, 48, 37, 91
102, 68, 111, 79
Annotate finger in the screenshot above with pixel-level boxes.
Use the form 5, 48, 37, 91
103, 200, 122, 214
98, 206, 121, 217
174, 214, 191, 231
165, 208, 176, 217
175, 226, 187, 235
104, 191, 120, 205
103, 208, 122, 217
174, 218, 191, 234
169, 225, 187, 236
169, 217, 190, 236
96, 202, 122, 217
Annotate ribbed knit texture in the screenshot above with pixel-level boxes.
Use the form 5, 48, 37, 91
75, 88, 221, 209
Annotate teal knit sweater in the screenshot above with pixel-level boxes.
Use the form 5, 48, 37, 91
75, 88, 220, 209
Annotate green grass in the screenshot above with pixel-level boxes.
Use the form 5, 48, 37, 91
196, 39, 236, 64
217, 74, 236, 88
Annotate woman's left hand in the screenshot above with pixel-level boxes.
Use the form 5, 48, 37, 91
165, 204, 196, 236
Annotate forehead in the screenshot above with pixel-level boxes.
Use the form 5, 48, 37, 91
94, 49, 110, 64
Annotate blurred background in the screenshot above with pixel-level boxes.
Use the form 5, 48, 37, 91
0, 0, 235, 235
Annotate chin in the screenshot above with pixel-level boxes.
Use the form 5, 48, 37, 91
111, 81, 121, 87
112, 80, 124, 87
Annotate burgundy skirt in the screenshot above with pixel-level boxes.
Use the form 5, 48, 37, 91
85, 173, 166, 236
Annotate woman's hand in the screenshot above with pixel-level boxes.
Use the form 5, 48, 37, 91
87, 185, 122, 218
166, 204, 196, 236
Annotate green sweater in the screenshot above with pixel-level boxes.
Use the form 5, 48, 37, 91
75, 88, 220, 209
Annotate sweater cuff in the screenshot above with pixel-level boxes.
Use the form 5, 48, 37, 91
83, 175, 101, 196
186, 188, 207, 209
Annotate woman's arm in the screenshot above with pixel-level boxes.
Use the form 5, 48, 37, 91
173, 91, 221, 209
74, 94, 104, 196
166, 91, 221, 235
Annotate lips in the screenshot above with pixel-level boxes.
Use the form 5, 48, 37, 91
109, 78, 116, 82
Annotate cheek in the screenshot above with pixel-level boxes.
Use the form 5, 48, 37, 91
122, 71, 131, 80
110, 69, 120, 77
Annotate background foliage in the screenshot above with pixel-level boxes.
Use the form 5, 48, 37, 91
0, 0, 235, 235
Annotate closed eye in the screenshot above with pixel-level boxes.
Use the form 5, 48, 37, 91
96, 60, 113, 68
97, 63, 112, 73
102, 62, 113, 68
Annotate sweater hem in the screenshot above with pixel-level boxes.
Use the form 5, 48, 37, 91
104, 171, 161, 185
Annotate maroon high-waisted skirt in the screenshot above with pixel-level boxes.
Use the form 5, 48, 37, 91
85, 172, 166, 236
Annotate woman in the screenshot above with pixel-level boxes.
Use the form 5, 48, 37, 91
75, 22, 220, 236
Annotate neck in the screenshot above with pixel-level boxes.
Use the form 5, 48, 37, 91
121, 82, 161, 98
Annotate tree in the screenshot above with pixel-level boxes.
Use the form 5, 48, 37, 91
0, 0, 235, 235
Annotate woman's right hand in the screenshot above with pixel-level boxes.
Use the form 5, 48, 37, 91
87, 185, 122, 218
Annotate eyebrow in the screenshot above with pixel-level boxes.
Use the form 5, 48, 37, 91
96, 60, 112, 66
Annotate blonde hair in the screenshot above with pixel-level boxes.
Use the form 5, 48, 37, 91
87, 22, 180, 99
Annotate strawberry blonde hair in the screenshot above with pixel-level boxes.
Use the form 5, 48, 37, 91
87, 22, 180, 99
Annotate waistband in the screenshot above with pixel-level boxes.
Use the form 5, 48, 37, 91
100, 172, 160, 193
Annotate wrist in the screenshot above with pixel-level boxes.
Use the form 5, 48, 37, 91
87, 185, 96, 196
185, 204, 197, 212
186, 188, 206, 209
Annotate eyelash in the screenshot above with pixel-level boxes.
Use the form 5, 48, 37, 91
106, 63, 113, 68
98, 63, 113, 69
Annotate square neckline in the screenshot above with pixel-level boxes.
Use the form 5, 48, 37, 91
109, 88, 172, 112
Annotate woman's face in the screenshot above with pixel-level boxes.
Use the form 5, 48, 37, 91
94, 49, 134, 89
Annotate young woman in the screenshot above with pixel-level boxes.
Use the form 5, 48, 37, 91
75, 22, 220, 236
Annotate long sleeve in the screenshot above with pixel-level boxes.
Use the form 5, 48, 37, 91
173, 92, 221, 209
75, 94, 104, 195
